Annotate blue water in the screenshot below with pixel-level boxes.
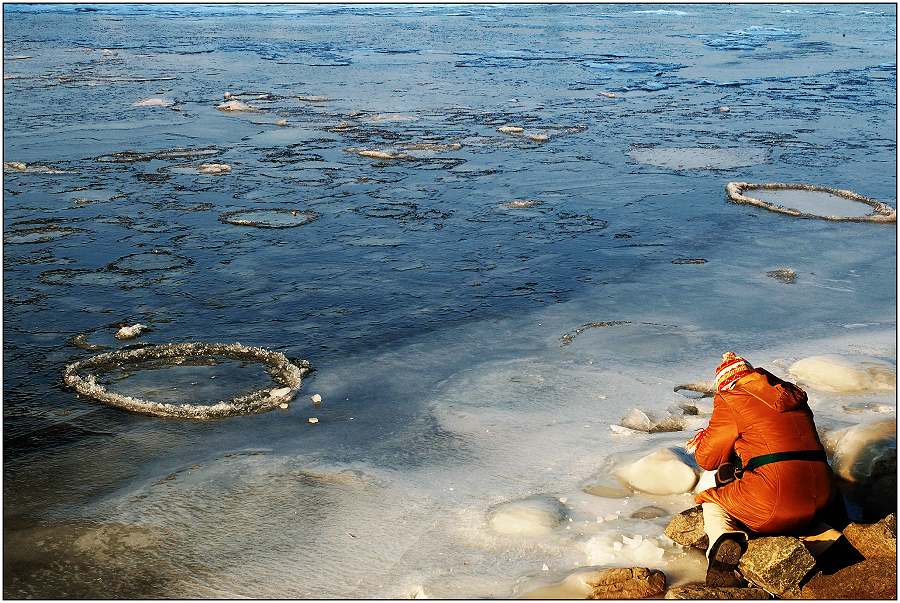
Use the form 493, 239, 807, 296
3, 4, 896, 598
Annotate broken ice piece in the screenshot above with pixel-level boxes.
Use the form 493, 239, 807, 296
497, 125, 524, 134
311, 393, 322, 405
542, 563, 549, 571
279, 403, 289, 409
308, 417, 319, 424
115, 323, 149, 340
270, 387, 291, 398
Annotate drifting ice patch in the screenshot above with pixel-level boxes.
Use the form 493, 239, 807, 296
217, 100, 260, 112
726, 182, 896, 223
219, 208, 319, 229
583, 532, 667, 566
5, 224, 86, 244
617, 448, 698, 495
133, 97, 174, 108
788, 355, 896, 394
487, 495, 569, 536
115, 324, 150, 340
629, 147, 767, 170
63, 342, 311, 419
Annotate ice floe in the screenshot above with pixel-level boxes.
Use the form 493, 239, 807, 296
789, 355, 896, 394
629, 147, 767, 170
216, 100, 259, 112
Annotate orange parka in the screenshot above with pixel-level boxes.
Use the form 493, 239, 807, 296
694, 368, 834, 533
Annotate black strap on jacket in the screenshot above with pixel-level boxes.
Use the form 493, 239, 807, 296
742, 450, 828, 472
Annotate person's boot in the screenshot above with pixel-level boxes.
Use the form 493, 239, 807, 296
706, 535, 745, 587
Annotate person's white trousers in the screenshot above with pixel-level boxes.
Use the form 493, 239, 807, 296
696, 470, 748, 558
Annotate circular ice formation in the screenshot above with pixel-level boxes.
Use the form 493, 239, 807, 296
726, 182, 896, 223
486, 495, 568, 536
788, 355, 896, 394
617, 448, 698, 495
63, 342, 311, 419
108, 251, 192, 274
5, 224, 86, 244
219, 208, 319, 229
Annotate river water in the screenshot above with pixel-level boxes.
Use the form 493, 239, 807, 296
3, 4, 896, 598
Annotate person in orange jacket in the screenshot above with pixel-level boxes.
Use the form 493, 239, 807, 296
685, 352, 835, 586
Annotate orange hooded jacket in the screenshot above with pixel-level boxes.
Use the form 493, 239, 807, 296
694, 368, 834, 533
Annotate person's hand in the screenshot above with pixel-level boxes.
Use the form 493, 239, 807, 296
685, 428, 707, 454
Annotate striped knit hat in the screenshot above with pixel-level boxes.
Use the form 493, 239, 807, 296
715, 352, 753, 392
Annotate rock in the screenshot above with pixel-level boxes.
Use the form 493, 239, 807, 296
842, 514, 896, 559
632, 506, 669, 520
114, 323, 149, 340
521, 567, 666, 599
664, 505, 708, 549
497, 125, 524, 134
197, 163, 231, 174
738, 536, 816, 597
800, 557, 897, 599
788, 355, 895, 394
487, 495, 568, 536
665, 584, 769, 599
617, 449, 698, 495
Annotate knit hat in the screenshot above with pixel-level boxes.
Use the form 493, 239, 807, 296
715, 352, 753, 392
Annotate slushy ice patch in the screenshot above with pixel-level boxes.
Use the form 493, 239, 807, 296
219, 208, 319, 228
628, 147, 766, 170
726, 182, 896, 222
96, 147, 223, 164
788, 355, 896, 394
63, 342, 311, 418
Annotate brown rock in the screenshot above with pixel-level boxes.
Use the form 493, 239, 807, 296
842, 513, 896, 559
738, 536, 816, 597
586, 567, 667, 599
665, 584, 770, 599
800, 557, 897, 599
664, 505, 708, 549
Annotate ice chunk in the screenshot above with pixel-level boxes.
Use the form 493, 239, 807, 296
217, 100, 258, 112
617, 448, 698, 495
583, 532, 667, 566
486, 495, 568, 536
133, 97, 174, 108
497, 125, 524, 134
619, 408, 686, 433
114, 324, 149, 340
823, 420, 895, 483
789, 355, 896, 393
197, 163, 231, 174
